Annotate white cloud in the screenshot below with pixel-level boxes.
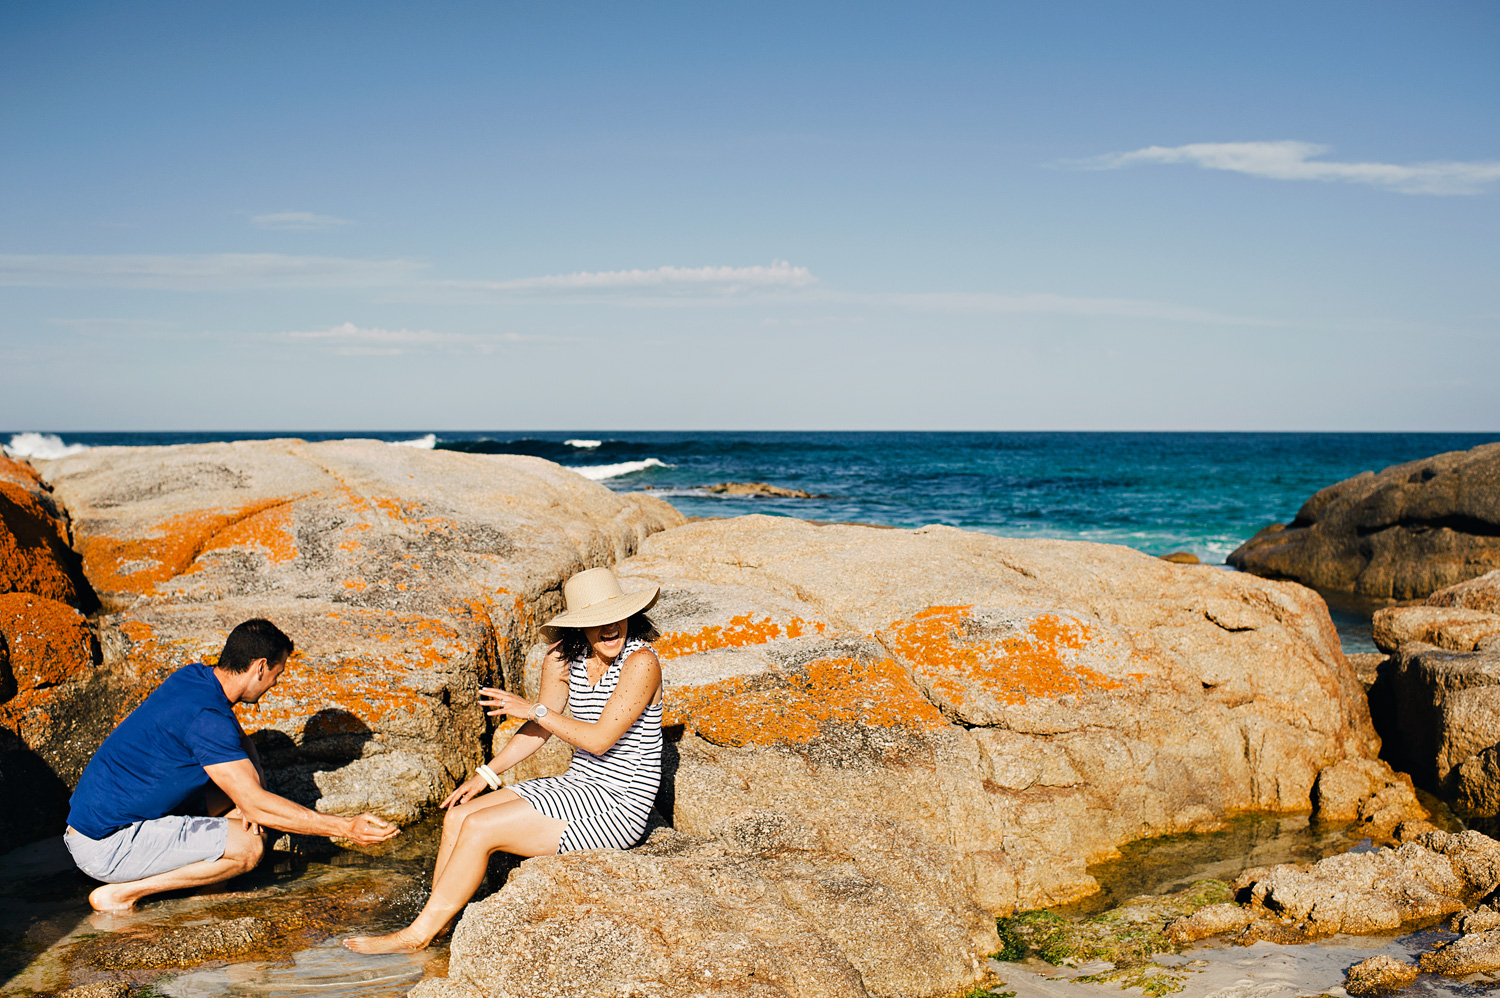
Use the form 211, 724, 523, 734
835, 291, 1265, 325
445, 260, 817, 297
0, 254, 426, 290
275, 321, 540, 356
251, 211, 352, 231
1078, 141, 1500, 195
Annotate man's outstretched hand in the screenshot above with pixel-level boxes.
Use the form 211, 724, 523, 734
346, 813, 400, 845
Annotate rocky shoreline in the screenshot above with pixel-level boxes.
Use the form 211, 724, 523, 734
2, 439, 1499, 997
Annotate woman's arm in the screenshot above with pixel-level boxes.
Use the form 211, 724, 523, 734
440, 645, 570, 808
480, 647, 660, 757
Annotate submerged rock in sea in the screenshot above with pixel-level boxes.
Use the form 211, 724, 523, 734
703, 481, 826, 498
1227, 441, 1500, 599
1344, 954, 1420, 995
29, 439, 682, 828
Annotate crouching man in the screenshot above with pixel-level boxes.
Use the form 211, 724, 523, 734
65, 618, 399, 911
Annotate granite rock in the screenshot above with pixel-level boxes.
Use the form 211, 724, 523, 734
32, 439, 683, 826
1227, 442, 1500, 599
1344, 954, 1420, 995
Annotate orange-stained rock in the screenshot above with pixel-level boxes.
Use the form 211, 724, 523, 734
603, 515, 1378, 913
0, 453, 93, 608
34, 440, 683, 825
0, 592, 106, 850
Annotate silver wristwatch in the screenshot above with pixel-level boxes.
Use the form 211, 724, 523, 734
531, 703, 549, 720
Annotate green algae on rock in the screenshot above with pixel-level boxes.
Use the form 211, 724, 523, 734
996, 880, 1234, 968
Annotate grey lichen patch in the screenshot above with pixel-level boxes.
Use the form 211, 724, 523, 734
996, 880, 1234, 968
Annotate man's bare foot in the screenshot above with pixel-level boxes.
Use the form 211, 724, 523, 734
343, 928, 429, 954
88, 884, 137, 912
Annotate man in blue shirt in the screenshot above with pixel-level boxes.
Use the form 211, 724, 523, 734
66, 618, 399, 911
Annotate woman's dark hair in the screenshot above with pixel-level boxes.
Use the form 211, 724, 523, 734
556, 612, 658, 661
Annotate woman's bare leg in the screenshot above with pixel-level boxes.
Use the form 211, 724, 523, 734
431, 789, 519, 885
344, 799, 565, 954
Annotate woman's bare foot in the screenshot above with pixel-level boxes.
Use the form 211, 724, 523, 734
88, 884, 137, 912
343, 928, 429, 954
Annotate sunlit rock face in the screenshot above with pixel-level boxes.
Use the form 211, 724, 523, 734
624, 515, 1380, 913
32, 439, 683, 826
0, 453, 102, 852
434, 514, 1395, 998
1228, 442, 1500, 600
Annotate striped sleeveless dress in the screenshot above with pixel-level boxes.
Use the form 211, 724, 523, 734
510, 638, 663, 852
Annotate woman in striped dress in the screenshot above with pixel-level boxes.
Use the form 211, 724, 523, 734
344, 567, 663, 954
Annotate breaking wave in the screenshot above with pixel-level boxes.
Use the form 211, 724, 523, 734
4, 432, 91, 460
572, 458, 670, 481
391, 434, 438, 449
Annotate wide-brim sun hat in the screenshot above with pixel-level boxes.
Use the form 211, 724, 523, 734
540, 567, 659, 641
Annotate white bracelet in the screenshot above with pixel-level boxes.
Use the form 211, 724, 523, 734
475, 764, 501, 790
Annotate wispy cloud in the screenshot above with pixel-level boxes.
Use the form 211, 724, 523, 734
1076, 141, 1500, 195
0, 254, 425, 290
444, 260, 816, 298
274, 321, 543, 356
823, 290, 1266, 325
250, 211, 352, 231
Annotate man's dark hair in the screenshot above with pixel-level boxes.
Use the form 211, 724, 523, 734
216, 619, 294, 674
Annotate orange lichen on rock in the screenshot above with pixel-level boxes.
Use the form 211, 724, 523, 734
79, 498, 300, 595
0, 480, 86, 605
654, 614, 827, 661
886, 606, 1130, 707
664, 655, 949, 747
0, 592, 98, 732
190, 500, 298, 568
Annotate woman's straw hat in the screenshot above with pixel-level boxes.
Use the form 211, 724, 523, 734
540, 567, 659, 640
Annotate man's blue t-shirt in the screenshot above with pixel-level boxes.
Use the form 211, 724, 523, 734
68, 663, 248, 839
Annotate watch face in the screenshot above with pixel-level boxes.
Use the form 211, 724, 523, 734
534, 704, 549, 718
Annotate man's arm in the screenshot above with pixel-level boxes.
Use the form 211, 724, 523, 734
203, 759, 398, 846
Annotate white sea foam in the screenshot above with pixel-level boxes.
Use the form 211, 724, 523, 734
564, 439, 603, 449
3, 432, 90, 460
573, 458, 669, 481
391, 434, 437, 449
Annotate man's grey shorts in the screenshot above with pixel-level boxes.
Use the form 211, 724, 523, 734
65, 816, 228, 883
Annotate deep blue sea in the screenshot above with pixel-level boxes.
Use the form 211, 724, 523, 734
8, 430, 1496, 650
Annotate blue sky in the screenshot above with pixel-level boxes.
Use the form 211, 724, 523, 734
2, 1, 1496, 431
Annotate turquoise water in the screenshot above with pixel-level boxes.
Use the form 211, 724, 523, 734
14, 429, 1492, 563
9, 429, 1495, 650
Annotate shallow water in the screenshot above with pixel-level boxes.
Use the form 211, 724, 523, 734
0, 820, 461, 998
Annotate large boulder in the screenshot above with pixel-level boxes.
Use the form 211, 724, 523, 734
0, 453, 93, 608
0, 592, 104, 850
1227, 442, 1500, 599
0, 454, 100, 852
1381, 641, 1500, 818
31, 439, 682, 827
439, 514, 1397, 998
626, 516, 1382, 911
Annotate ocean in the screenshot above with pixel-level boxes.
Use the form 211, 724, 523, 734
7, 429, 1496, 650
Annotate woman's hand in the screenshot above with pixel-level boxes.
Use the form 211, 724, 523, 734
441, 775, 491, 809
479, 686, 537, 720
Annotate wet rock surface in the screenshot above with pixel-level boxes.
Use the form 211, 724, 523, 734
1227, 441, 1500, 600
28, 440, 682, 827
1344, 953, 1420, 994
0, 825, 443, 997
